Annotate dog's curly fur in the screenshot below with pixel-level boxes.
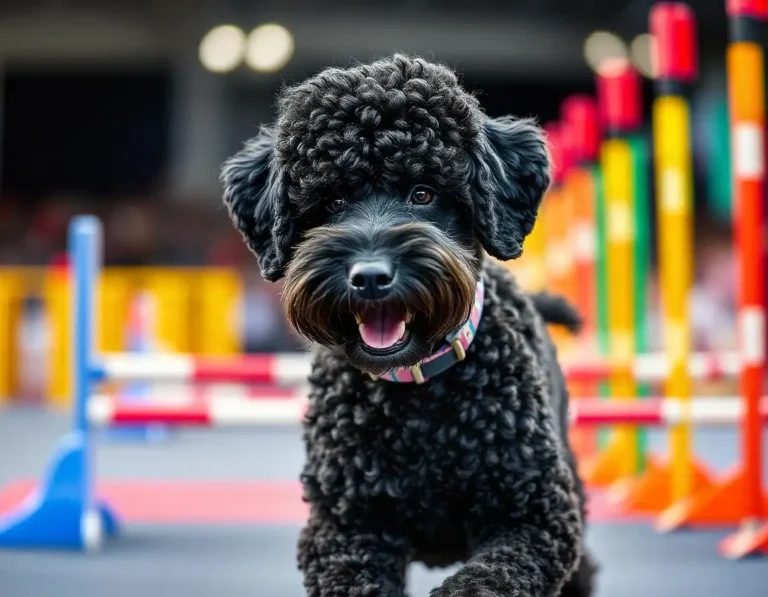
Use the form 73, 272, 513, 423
221, 54, 597, 597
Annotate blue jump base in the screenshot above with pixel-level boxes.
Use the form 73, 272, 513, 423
0, 432, 119, 551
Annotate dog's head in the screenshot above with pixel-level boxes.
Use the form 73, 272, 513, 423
221, 54, 550, 375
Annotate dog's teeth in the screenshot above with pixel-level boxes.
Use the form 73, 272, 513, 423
354, 314, 362, 325
405, 311, 413, 324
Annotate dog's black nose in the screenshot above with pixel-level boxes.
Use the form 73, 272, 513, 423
348, 260, 394, 299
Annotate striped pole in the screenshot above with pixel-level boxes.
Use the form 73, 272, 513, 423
719, 0, 768, 559
542, 123, 574, 355
96, 349, 741, 386
650, 2, 698, 509
561, 96, 601, 360
561, 96, 601, 459
98, 353, 312, 384
559, 119, 582, 323
628, 129, 652, 469
593, 145, 611, 450
584, 61, 644, 486
568, 396, 768, 427
81, 394, 768, 429
562, 350, 740, 383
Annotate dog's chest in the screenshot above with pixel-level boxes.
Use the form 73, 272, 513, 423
351, 394, 481, 543
308, 377, 516, 530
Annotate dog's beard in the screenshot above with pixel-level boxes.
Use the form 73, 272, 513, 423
282, 223, 478, 375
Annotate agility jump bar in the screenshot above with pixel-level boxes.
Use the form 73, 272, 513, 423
98, 352, 311, 385
569, 396, 768, 426
82, 394, 768, 428
88, 394, 308, 427
95, 349, 742, 386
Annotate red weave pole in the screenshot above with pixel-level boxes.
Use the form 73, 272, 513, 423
719, 0, 768, 558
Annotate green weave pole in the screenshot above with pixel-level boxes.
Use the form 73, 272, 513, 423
592, 164, 611, 449
628, 132, 650, 474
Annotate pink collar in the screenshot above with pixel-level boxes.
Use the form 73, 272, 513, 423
372, 278, 485, 384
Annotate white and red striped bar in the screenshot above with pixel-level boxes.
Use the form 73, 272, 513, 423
110, 384, 307, 405
562, 350, 741, 383
101, 350, 742, 386
88, 393, 768, 429
569, 396, 768, 427
99, 353, 312, 385
88, 394, 308, 427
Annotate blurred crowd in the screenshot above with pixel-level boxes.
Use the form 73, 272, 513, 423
0, 193, 245, 267
0, 193, 305, 354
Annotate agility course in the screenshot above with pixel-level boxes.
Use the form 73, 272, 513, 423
0, 3, 767, 596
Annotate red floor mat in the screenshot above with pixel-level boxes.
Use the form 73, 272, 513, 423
0, 480, 637, 524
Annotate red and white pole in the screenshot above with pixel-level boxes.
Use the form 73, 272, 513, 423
719, 0, 768, 558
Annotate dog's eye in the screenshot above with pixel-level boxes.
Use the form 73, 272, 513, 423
327, 198, 348, 213
410, 187, 435, 205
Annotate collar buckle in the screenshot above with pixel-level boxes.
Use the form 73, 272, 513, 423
410, 365, 426, 384
450, 337, 467, 361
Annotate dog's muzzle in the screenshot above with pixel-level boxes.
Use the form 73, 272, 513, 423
372, 277, 484, 384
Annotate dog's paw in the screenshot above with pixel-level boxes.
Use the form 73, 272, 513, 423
429, 564, 526, 597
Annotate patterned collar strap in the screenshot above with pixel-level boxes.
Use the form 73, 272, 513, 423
372, 278, 485, 384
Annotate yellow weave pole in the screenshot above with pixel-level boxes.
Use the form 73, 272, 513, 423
525, 217, 548, 293
651, 3, 697, 510
0, 270, 24, 402
655, 98, 695, 505
511, 218, 547, 293
195, 269, 244, 355
100, 270, 133, 353
143, 269, 193, 352
601, 138, 638, 479
44, 265, 71, 408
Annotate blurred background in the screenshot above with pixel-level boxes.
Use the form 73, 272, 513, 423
2, 2, 768, 594
0, 0, 738, 397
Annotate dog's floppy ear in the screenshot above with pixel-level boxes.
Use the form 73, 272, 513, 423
220, 127, 293, 281
469, 116, 551, 261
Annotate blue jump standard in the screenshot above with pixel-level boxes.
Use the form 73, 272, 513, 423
0, 431, 119, 550
0, 216, 120, 550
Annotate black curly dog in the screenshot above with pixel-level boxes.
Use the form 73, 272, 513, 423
221, 54, 597, 597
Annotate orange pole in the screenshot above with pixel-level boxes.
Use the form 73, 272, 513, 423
719, 0, 768, 558
560, 105, 601, 461
543, 123, 573, 354
561, 97, 601, 358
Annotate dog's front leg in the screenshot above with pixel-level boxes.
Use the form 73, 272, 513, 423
431, 523, 580, 597
431, 466, 582, 597
298, 509, 410, 597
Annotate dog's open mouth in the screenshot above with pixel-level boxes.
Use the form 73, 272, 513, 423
355, 306, 413, 354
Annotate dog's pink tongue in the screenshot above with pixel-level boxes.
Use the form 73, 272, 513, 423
359, 309, 406, 349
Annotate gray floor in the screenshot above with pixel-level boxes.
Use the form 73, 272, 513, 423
2, 523, 768, 597
1, 406, 767, 597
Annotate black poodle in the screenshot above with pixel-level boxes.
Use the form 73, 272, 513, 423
221, 54, 596, 597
